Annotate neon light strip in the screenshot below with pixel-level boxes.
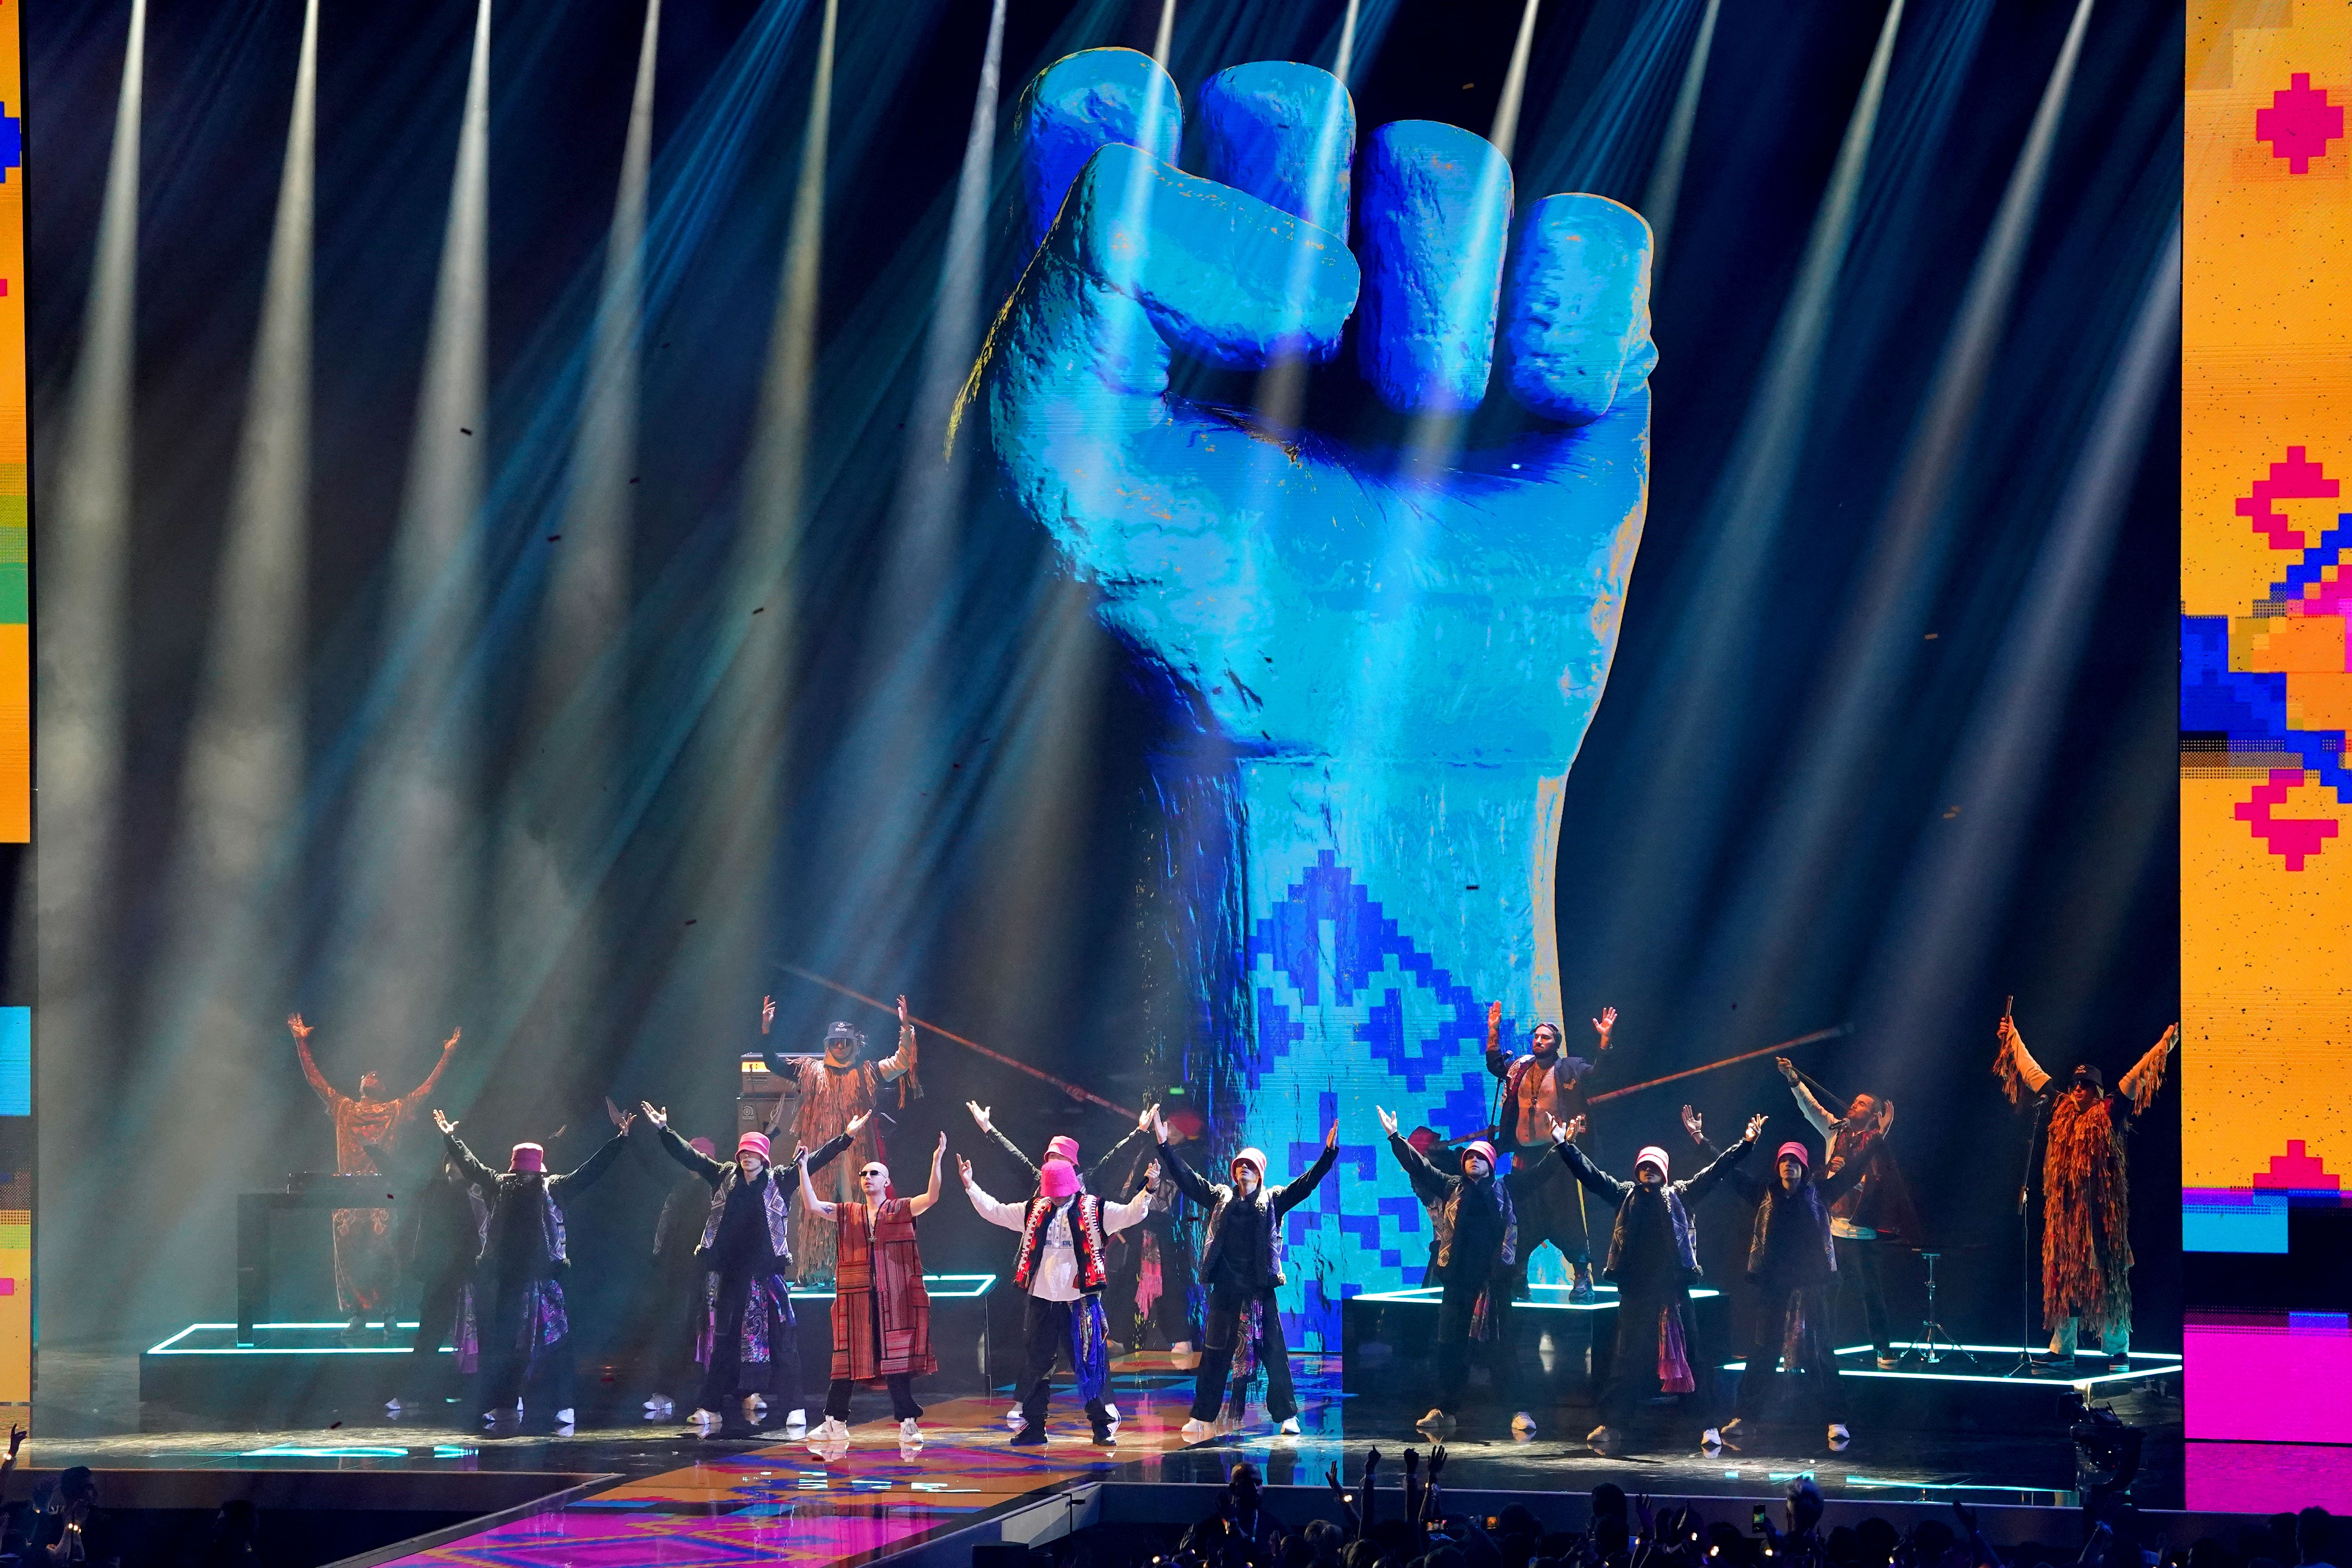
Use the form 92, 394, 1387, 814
1354, 1284, 1720, 1310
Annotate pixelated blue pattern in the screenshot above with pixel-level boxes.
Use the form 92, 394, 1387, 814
2183, 611, 2352, 797
0, 1009, 28, 1116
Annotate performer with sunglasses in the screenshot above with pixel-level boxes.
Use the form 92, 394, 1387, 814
800, 1133, 948, 1442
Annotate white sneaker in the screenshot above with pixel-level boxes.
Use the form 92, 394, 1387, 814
1510, 1411, 1537, 1436
643, 1396, 664, 1411
785, 1408, 807, 1430
554, 1407, 576, 1426
810, 1417, 851, 1442
688, 1408, 720, 1428
1417, 1408, 1452, 1430
1828, 1422, 1851, 1449
385, 1398, 403, 1414
899, 1417, 922, 1443
1180, 1417, 1215, 1439
1278, 1417, 1301, 1435
1702, 1427, 1724, 1449
1104, 1403, 1120, 1424
1005, 1405, 1027, 1432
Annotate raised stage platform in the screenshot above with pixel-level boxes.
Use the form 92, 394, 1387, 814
44, 1337, 2234, 1568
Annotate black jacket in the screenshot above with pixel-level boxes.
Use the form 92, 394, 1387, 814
1388, 1134, 1512, 1284
1159, 1138, 1338, 1289
1697, 1136, 1872, 1286
1557, 1136, 1752, 1288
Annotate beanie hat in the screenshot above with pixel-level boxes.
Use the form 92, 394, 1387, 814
1776, 1140, 1811, 1169
1044, 1135, 1082, 1166
737, 1130, 772, 1163
1635, 1145, 1671, 1181
1040, 1160, 1082, 1200
1231, 1147, 1268, 1181
688, 1137, 716, 1157
1461, 1140, 1499, 1171
509, 1143, 545, 1174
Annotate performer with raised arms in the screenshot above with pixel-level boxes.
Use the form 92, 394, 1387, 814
433, 1106, 632, 1431
291, 1013, 459, 1331
1992, 1008, 2177, 1371
799, 1132, 947, 1444
1552, 1108, 1759, 1453
1152, 1107, 1339, 1438
1772, 1056, 1916, 1369
1378, 1106, 1523, 1435
962, 1134, 1152, 1446
1683, 1106, 1876, 1448
760, 993, 920, 1283
1486, 1000, 1613, 1302
642, 1100, 860, 1437
964, 1100, 1155, 1200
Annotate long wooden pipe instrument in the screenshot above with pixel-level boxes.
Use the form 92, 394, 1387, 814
1584, 1024, 1851, 1105
778, 963, 1138, 1120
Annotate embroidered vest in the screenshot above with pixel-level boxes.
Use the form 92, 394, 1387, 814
697, 1163, 792, 1264
1012, 1195, 1108, 1292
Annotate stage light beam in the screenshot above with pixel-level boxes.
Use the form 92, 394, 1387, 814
1641, 0, 1719, 271
1685, 0, 2099, 1026
325, 0, 493, 1055
34, 0, 143, 1335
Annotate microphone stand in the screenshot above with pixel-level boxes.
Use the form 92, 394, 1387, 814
2004, 1088, 2054, 1378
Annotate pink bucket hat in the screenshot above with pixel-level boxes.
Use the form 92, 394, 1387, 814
1635, 1145, 1671, 1180
509, 1143, 545, 1174
1040, 1160, 1082, 1200
1776, 1140, 1811, 1169
1043, 1135, 1081, 1166
737, 1131, 772, 1163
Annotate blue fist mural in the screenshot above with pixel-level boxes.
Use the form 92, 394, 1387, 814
970, 49, 1656, 1337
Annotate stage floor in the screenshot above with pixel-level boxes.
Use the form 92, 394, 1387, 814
31, 1347, 2187, 1564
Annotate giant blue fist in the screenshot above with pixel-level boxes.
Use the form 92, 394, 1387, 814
970, 49, 1654, 1328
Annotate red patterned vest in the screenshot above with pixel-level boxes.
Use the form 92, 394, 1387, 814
1012, 1195, 1108, 1293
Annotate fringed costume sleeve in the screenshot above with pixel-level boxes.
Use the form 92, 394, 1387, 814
1994, 1022, 2051, 1104
2118, 1027, 2177, 1117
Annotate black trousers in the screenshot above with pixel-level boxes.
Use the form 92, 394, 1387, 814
1599, 1288, 1697, 1426
406, 1258, 472, 1400
1018, 1295, 1109, 1426
698, 1271, 803, 1413
477, 1283, 577, 1415
1835, 1236, 1894, 1359
1506, 1153, 1593, 1269
824, 1294, 924, 1421
1729, 1283, 1839, 1423
1430, 1273, 1518, 1411
1191, 1283, 1296, 1420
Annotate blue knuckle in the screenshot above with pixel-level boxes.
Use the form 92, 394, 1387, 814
1200, 62, 1355, 238
1356, 122, 1514, 412
1016, 48, 1182, 254
1504, 195, 1654, 425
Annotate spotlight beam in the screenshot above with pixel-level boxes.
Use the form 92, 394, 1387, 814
34, 0, 143, 1337
323, 0, 493, 1056
1641, 0, 1719, 270
1682, 0, 2100, 1027
1590, 0, 1906, 996
1858, 216, 2179, 1058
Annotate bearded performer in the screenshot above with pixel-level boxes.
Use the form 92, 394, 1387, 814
1486, 1001, 1612, 1302
801, 1132, 946, 1444
963, 1146, 1152, 1446
434, 1107, 632, 1430
1155, 1109, 1339, 1438
1553, 1110, 1759, 1453
760, 994, 921, 1283
1773, 1056, 1917, 1369
643, 1100, 859, 1437
1993, 1010, 2178, 1370
291, 1013, 460, 1329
